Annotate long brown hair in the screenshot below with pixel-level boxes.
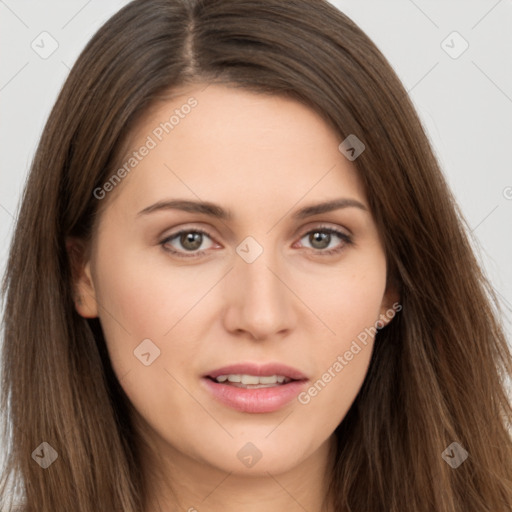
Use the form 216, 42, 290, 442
2, 0, 511, 510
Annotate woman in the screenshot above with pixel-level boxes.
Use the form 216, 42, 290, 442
1, 0, 511, 510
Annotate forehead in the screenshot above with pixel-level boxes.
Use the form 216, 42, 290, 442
102, 83, 367, 218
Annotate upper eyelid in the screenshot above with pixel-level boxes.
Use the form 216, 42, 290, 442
161, 222, 350, 240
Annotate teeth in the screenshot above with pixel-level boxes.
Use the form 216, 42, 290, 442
259, 376, 279, 384
214, 374, 291, 385
240, 375, 260, 385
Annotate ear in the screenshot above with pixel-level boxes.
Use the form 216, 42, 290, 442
376, 283, 401, 329
66, 237, 98, 318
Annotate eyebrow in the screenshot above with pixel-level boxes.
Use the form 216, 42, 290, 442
137, 197, 368, 220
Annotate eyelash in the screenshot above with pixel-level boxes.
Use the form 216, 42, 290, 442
160, 225, 353, 259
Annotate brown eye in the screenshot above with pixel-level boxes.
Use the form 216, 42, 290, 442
298, 227, 352, 255
308, 231, 331, 249
180, 232, 204, 251
161, 229, 216, 257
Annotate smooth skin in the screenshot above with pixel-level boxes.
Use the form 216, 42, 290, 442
69, 83, 398, 512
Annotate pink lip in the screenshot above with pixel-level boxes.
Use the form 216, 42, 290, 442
201, 362, 308, 414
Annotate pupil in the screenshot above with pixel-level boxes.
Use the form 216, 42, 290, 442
310, 231, 330, 249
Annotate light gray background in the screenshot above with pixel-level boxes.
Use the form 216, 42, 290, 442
0, 0, 511, 469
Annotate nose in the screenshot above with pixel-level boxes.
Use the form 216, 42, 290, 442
221, 245, 297, 341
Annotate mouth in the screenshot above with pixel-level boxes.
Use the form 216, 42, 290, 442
206, 374, 295, 388
201, 362, 309, 413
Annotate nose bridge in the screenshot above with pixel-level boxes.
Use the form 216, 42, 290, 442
236, 237, 284, 305
223, 235, 295, 337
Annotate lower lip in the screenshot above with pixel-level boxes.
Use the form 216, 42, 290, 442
201, 377, 308, 413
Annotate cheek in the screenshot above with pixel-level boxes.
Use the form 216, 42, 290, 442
92, 239, 208, 345
91, 239, 229, 429
91, 239, 173, 373
296, 253, 386, 415
303, 254, 388, 347
296, 340, 372, 442
91, 245, 207, 430
296, 288, 383, 432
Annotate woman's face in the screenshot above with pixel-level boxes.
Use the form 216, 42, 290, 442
73, 84, 397, 477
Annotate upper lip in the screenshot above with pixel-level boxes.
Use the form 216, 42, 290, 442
205, 362, 308, 381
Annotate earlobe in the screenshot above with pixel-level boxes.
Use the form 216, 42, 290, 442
377, 286, 401, 329
66, 237, 99, 318
75, 261, 99, 318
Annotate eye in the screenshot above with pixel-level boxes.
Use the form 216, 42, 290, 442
160, 225, 353, 259
296, 226, 352, 255
160, 228, 218, 257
